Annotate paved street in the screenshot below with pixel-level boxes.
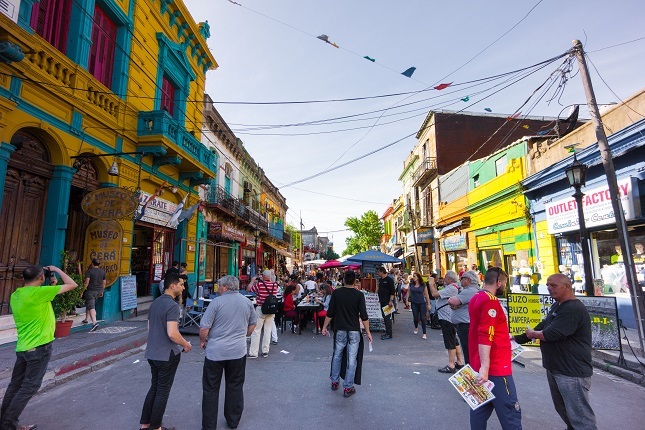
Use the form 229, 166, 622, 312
20, 311, 645, 430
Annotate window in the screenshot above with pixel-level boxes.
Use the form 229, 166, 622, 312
88, 6, 117, 88
31, 0, 71, 53
473, 174, 480, 188
161, 76, 176, 116
495, 156, 508, 176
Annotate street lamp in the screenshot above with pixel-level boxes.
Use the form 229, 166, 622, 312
565, 153, 594, 296
254, 226, 261, 277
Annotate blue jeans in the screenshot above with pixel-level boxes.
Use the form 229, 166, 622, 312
546, 370, 597, 430
1, 342, 53, 430
140, 350, 181, 429
330, 331, 360, 389
470, 375, 522, 430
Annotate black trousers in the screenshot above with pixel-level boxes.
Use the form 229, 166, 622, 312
1, 342, 52, 430
202, 355, 247, 430
455, 323, 470, 364
411, 302, 427, 334
140, 350, 181, 428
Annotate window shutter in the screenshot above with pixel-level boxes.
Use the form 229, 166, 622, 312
89, 6, 117, 88
162, 77, 175, 116
31, 0, 70, 53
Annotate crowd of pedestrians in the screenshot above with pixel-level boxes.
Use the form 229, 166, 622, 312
1, 262, 598, 430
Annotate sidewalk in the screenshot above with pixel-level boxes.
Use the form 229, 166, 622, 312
0, 319, 150, 397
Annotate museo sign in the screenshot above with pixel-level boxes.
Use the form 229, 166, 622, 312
545, 177, 641, 234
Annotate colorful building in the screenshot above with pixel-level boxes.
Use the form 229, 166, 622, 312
0, 0, 216, 322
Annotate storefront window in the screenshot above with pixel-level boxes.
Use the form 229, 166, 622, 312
446, 251, 468, 273
594, 227, 645, 295
480, 249, 503, 269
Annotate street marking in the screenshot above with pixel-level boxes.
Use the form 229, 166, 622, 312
92, 326, 137, 334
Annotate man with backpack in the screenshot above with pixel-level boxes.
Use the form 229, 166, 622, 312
248, 270, 279, 358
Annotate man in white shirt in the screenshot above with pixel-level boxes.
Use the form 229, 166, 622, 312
304, 276, 317, 292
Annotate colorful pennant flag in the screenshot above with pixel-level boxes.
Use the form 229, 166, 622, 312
461, 96, 470, 102
227, 0, 242, 5
434, 82, 452, 90
317, 34, 330, 43
522, 125, 529, 129
506, 112, 522, 121
484, 108, 492, 112
401, 67, 416, 78
364, 56, 376, 62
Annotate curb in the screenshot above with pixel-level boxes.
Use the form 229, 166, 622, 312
592, 357, 645, 387
0, 339, 148, 398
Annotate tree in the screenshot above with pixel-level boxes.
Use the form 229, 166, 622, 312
323, 248, 339, 260
342, 210, 384, 256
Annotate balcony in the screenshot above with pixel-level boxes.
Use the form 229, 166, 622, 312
283, 231, 292, 245
206, 185, 239, 217
412, 157, 438, 188
269, 221, 284, 241
138, 110, 216, 177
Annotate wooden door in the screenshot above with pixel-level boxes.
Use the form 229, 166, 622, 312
0, 132, 52, 314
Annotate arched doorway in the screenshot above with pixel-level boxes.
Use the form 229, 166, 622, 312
65, 156, 100, 264
0, 130, 53, 314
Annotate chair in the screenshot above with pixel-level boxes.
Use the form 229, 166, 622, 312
182, 298, 205, 327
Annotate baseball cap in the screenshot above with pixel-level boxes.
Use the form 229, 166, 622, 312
461, 270, 480, 285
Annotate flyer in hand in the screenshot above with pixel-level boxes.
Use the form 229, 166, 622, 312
381, 304, 395, 316
510, 339, 525, 361
448, 365, 495, 410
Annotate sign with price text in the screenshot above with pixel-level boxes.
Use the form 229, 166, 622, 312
506, 294, 619, 350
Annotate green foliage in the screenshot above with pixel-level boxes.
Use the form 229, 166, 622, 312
323, 248, 339, 260
342, 210, 384, 256
51, 251, 85, 321
286, 223, 301, 249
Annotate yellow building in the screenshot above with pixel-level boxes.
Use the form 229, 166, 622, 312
0, 0, 216, 321
467, 141, 534, 289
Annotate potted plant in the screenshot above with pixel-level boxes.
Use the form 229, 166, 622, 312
52, 251, 84, 337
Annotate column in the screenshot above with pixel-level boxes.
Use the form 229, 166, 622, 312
39, 166, 74, 266
0, 143, 16, 212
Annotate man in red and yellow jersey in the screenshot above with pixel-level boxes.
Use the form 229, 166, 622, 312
468, 267, 522, 430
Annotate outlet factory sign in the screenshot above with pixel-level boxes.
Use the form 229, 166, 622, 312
545, 177, 641, 234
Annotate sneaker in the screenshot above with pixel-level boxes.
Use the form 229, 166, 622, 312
455, 363, 465, 370
261, 352, 269, 357
331, 381, 339, 391
247, 354, 258, 359
422, 334, 427, 340
80, 320, 88, 324
438, 365, 456, 374
413, 329, 418, 335
89, 323, 99, 332
271, 340, 278, 345
343, 387, 356, 398
380, 334, 392, 340
16, 425, 37, 430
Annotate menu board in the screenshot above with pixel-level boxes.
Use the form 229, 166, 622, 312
362, 261, 378, 277
120, 276, 138, 311
506, 294, 619, 350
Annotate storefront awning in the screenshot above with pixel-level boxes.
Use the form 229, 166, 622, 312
276, 248, 294, 259
438, 220, 463, 235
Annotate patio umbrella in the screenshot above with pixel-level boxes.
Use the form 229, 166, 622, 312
319, 259, 363, 269
346, 250, 404, 264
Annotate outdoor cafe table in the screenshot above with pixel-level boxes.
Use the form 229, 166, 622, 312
296, 301, 322, 335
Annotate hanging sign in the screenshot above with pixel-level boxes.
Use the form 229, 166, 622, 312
0, 0, 20, 23
209, 222, 245, 242
135, 192, 179, 228
81, 187, 140, 219
545, 177, 641, 234
443, 234, 467, 251
83, 219, 123, 287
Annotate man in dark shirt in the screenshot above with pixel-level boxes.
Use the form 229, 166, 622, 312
82, 259, 106, 332
377, 266, 395, 339
515, 273, 596, 430
139, 273, 192, 430
322, 270, 372, 398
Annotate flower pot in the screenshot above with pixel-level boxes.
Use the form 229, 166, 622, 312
54, 320, 74, 338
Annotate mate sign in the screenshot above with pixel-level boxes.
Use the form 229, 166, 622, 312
81, 187, 139, 220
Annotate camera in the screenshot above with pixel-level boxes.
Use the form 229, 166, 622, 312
43, 267, 53, 279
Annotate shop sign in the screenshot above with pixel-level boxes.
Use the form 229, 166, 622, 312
135, 192, 178, 228
545, 177, 641, 234
443, 234, 467, 251
83, 219, 122, 287
407, 228, 433, 244
209, 222, 245, 242
1, 0, 20, 23
81, 187, 140, 220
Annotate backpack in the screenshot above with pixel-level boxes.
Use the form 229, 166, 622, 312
260, 282, 279, 314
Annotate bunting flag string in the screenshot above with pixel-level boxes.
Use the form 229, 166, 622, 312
401, 67, 416, 78
434, 82, 453, 90
461, 96, 470, 102
484, 108, 493, 112
506, 111, 522, 121
363, 56, 376, 62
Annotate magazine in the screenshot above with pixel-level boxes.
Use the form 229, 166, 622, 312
448, 365, 496, 410
381, 304, 395, 316
510, 339, 525, 361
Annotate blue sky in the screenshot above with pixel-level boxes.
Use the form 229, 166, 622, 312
183, 0, 645, 255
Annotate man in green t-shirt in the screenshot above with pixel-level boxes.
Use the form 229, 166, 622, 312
0, 265, 78, 430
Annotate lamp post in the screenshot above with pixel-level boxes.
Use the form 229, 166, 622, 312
565, 153, 594, 296
254, 226, 260, 277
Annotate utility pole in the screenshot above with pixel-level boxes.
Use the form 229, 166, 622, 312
408, 205, 422, 275
573, 39, 645, 355
300, 211, 304, 271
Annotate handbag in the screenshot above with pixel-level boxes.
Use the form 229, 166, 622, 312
260, 282, 279, 314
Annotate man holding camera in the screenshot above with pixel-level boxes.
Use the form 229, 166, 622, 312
1, 265, 78, 430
